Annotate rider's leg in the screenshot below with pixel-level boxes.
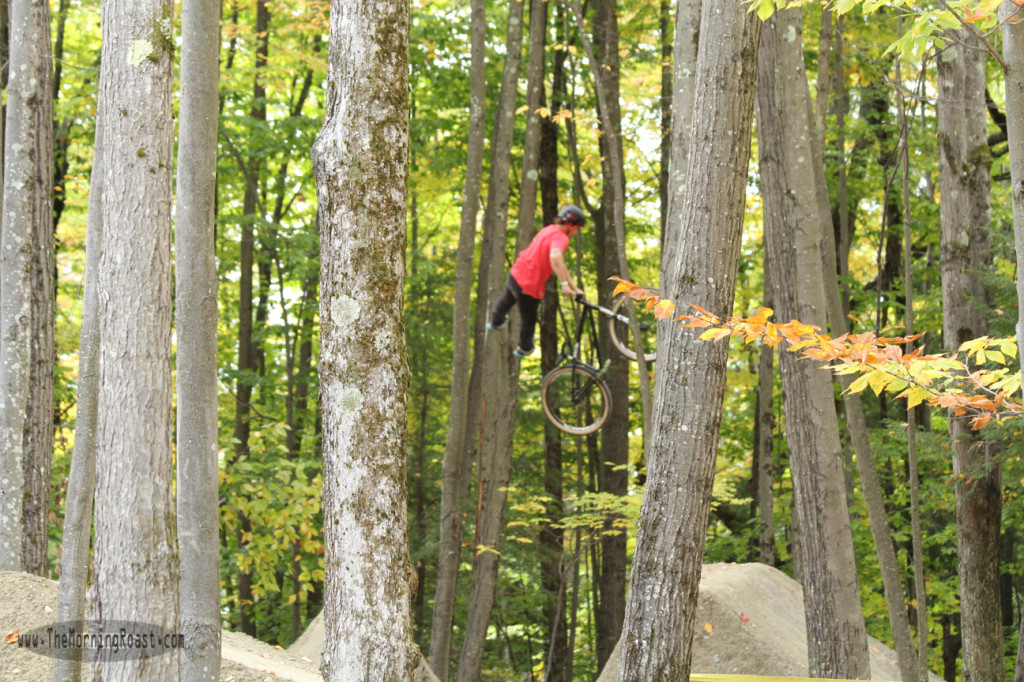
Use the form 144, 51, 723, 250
515, 292, 542, 353
489, 274, 519, 329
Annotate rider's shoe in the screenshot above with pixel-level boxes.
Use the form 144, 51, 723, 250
513, 345, 534, 358
487, 319, 507, 332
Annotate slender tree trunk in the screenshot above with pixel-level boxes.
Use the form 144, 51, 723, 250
1003, 1, 1024, 391
456, 0, 526, 675
176, 0, 222, 676
937, 32, 1003, 682
311, 0, 415, 676
1003, 33, 1024, 682
231, 0, 270, 636
754, 278, 775, 566
590, 0, 628, 669
517, 0, 547, 237
539, 282, 570, 682
428, 0, 486, 672
757, 10, 869, 678
52, 91, 104, 682
90, 0, 178, 678
0, 0, 54, 574
617, 1, 759, 677
658, 0, 671, 240
805, 13, 922, 678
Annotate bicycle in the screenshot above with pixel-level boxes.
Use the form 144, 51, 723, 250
540, 293, 657, 436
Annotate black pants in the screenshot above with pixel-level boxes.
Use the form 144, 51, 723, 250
490, 274, 541, 352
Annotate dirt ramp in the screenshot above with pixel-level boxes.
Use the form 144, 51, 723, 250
0, 570, 322, 681
598, 562, 942, 681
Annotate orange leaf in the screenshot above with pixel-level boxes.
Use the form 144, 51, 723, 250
971, 413, 992, 430
5, 631, 18, 644
654, 300, 676, 320
704, 622, 713, 634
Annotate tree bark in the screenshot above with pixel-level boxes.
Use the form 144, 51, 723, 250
754, 279, 775, 566
455, 0, 525, 676
311, 0, 415, 677
1004, 1, 1024, 393
90, 0, 178, 678
757, 9, 869, 679
617, 1, 759, 677
231, 0, 270, 636
937, 31, 1003, 682
53, 87, 104, 682
176, 0, 222, 676
427, 0, 485, 673
590, 0, 628, 669
0, 0, 53, 575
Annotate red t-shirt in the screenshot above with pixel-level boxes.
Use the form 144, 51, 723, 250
509, 224, 570, 299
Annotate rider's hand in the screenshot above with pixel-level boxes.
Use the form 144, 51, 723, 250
561, 281, 583, 298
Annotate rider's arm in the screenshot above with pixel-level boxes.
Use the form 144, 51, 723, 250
550, 248, 584, 297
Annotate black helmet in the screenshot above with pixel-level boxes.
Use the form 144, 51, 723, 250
557, 204, 585, 227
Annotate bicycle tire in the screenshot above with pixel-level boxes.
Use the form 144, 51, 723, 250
541, 364, 612, 436
608, 296, 657, 363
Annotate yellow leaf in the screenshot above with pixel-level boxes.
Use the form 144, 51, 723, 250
288, 594, 297, 604
704, 622, 713, 634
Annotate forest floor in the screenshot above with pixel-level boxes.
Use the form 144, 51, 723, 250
2, 564, 941, 681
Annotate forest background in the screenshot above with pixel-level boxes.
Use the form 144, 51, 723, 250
3, 0, 1024, 679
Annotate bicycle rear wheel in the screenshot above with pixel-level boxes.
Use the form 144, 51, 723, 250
541, 364, 612, 436
608, 296, 657, 363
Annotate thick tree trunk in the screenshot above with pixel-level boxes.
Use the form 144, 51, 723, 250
427, 0, 485, 673
90, 1, 178, 678
757, 10, 869, 679
52, 92, 104, 682
175, 0, 222, 677
311, 0, 415, 677
617, 1, 759, 677
937, 32, 1003, 682
455, 0, 525, 676
0, 0, 53, 575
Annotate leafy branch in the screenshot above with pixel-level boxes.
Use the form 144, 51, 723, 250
611, 278, 1022, 430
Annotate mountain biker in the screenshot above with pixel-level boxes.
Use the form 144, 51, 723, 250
487, 205, 586, 358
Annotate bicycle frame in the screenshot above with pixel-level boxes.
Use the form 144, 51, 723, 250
555, 297, 611, 378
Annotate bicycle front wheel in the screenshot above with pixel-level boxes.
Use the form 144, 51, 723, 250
541, 364, 612, 436
608, 296, 657, 363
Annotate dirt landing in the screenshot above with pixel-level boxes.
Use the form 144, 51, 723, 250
596, 562, 943, 681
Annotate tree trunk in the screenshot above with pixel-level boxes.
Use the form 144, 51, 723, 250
427, 0, 485, 672
757, 10, 869, 678
311, 0, 415, 677
754, 300, 775, 566
663, 0, 700, 259
455, 0, 525, 675
90, 1, 178, 678
0, 0, 53, 575
590, 0, 628, 669
617, 1, 759, 677
937, 32, 1003, 682
1003, 0, 1024, 391
52, 89, 104, 682
231, 0, 270, 636
175, 0, 222, 676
